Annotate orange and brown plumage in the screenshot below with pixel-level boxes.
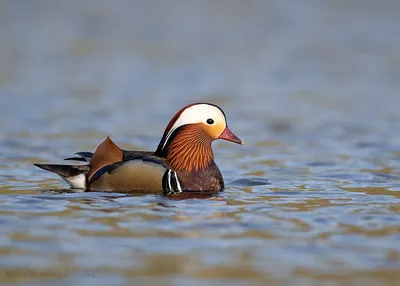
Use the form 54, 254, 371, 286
34, 103, 243, 194
164, 124, 214, 172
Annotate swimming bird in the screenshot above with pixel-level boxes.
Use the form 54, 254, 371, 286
34, 103, 243, 194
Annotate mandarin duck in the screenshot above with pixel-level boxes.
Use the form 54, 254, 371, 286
34, 103, 243, 194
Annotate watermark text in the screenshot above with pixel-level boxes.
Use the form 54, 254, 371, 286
5, 268, 99, 278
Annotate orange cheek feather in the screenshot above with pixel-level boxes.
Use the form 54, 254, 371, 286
203, 122, 225, 140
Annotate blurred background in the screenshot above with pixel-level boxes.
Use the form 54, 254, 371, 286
1, 0, 399, 139
0, 1, 400, 286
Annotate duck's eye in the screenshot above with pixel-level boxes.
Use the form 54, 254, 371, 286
206, 118, 215, 125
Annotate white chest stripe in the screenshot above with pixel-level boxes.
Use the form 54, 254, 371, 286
165, 169, 183, 194
167, 170, 172, 191
173, 171, 182, 192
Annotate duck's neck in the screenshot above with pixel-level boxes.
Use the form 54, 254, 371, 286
163, 126, 214, 173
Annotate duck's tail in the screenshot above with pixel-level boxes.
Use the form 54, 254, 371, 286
34, 163, 90, 189
34, 152, 93, 189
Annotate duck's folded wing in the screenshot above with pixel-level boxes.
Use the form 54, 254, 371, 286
64, 152, 94, 162
89, 155, 168, 192
64, 150, 153, 163
122, 150, 154, 160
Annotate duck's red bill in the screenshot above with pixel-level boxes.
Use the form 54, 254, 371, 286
218, 126, 243, 145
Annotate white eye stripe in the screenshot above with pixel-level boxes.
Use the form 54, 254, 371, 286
162, 104, 226, 149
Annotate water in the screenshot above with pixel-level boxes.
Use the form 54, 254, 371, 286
1, 1, 400, 285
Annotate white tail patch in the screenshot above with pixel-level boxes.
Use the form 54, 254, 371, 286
61, 173, 87, 189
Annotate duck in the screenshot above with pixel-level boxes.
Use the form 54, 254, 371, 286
34, 103, 243, 194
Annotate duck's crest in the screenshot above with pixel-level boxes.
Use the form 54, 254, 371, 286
155, 103, 197, 154
88, 136, 123, 181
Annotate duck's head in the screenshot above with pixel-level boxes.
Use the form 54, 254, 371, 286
155, 103, 242, 172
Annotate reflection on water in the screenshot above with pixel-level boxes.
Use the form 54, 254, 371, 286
1, 1, 400, 285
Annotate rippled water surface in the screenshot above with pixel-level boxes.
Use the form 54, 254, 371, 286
1, 1, 400, 285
